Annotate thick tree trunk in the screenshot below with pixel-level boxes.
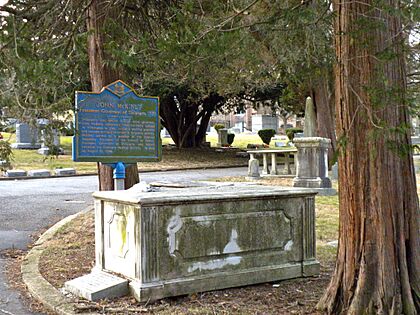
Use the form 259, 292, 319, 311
160, 93, 223, 148
87, 0, 139, 190
311, 75, 337, 167
318, 1, 420, 314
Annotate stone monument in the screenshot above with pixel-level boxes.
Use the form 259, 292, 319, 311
37, 129, 64, 155
217, 128, 228, 147
65, 182, 319, 302
293, 97, 333, 190
11, 122, 41, 149
303, 97, 317, 137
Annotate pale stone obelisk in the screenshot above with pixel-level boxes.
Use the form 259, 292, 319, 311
303, 96, 317, 137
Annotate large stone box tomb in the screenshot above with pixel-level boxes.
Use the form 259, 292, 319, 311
92, 183, 320, 302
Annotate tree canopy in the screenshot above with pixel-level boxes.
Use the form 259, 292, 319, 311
0, 0, 336, 147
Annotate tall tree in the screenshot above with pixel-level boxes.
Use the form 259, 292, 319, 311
86, 0, 139, 190
0, 0, 177, 189
138, 1, 263, 148
318, 0, 419, 313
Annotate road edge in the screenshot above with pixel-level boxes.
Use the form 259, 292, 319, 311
21, 206, 97, 315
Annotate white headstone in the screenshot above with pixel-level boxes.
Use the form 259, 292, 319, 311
55, 168, 76, 176
28, 169, 51, 177
5, 170, 27, 177
247, 158, 260, 178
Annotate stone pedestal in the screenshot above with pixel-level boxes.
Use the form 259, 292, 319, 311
217, 129, 228, 147
293, 137, 332, 188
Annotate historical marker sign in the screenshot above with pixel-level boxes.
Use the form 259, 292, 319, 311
73, 80, 161, 163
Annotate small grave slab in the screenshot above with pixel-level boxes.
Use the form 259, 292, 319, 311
64, 271, 128, 301
37, 147, 64, 156
5, 170, 27, 177
28, 169, 51, 177
55, 168, 76, 176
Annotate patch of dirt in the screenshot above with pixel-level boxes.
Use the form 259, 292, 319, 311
139, 147, 248, 171
70, 269, 333, 314
39, 211, 95, 289
2, 248, 55, 315
36, 209, 336, 314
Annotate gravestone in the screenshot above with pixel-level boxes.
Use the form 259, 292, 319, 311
65, 271, 128, 301
217, 128, 228, 147
5, 170, 27, 177
251, 115, 278, 133
331, 162, 339, 180
38, 129, 63, 155
247, 155, 260, 179
28, 169, 51, 177
55, 168, 76, 176
11, 122, 41, 149
303, 97, 317, 137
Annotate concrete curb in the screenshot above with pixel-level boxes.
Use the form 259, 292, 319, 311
21, 207, 98, 315
0, 164, 248, 181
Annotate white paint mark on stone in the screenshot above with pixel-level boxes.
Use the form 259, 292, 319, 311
223, 229, 241, 254
187, 256, 242, 273
167, 215, 183, 255
284, 240, 293, 251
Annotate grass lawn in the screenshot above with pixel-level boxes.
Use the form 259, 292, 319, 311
2, 132, 290, 174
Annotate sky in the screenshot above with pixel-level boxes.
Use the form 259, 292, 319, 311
0, 0, 7, 6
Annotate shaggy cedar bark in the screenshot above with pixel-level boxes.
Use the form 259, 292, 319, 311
311, 76, 336, 168
317, 1, 420, 314
87, 0, 139, 190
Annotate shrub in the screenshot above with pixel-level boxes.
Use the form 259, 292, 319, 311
285, 128, 303, 141
214, 124, 225, 132
58, 121, 75, 136
258, 129, 276, 145
227, 133, 235, 145
0, 140, 13, 171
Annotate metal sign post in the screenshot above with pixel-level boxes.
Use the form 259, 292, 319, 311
112, 162, 126, 190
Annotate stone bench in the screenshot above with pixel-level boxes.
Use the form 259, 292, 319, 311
247, 149, 297, 178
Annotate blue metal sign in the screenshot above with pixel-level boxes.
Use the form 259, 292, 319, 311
72, 80, 161, 163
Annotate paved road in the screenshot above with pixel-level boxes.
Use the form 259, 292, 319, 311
0, 167, 247, 315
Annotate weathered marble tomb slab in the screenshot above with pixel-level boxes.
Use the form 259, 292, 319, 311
92, 183, 319, 302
